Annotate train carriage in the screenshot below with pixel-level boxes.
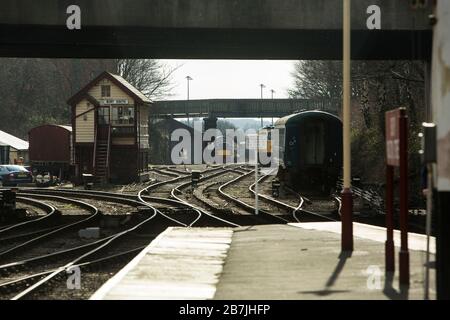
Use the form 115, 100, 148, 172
28, 124, 73, 183
274, 111, 342, 194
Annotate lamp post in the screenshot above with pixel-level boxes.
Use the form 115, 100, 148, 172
186, 76, 193, 126
271, 89, 275, 125
186, 76, 193, 100
260, 84, 265, 128
341, 0, 353, 252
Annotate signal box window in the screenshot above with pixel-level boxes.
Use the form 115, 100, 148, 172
111, 106, 134, 125
98, 107, 110, 125
101, 85, 111, 97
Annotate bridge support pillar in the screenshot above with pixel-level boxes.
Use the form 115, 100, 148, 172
202, 116, 218, 165
203, 116, 218, 131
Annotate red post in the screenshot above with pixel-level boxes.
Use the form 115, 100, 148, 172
399, 108, 410, 285
385, 165, 395, 272
341, 188, 353, 251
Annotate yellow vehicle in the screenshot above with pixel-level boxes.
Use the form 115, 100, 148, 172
258, 126, 273, 156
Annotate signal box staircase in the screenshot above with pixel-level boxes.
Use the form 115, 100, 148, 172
93, 125, 111, 185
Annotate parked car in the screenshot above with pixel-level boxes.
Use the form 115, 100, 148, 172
0, 165, 33, 186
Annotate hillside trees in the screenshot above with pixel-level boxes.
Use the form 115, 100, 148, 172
0, 58, 115, 138
0, 58, 176, 139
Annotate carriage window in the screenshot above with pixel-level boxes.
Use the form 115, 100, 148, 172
111, 106, 134, 125
278, 128, 285, 150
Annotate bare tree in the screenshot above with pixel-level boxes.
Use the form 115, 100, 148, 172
288, 60, 425, 129
115, 59, 178, 100
287, 60, 426, 188
288, 61, 342, 99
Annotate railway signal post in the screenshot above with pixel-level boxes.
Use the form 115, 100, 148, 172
385, 109, 401, 273
341, 0, 353, 252
248, 134, 259, 215
385, 165, 395, 272
255, 135, 259, 216
398, 108, 410, 286
385, 108, 410, 286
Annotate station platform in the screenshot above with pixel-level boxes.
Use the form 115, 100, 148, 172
91, 222, 436, 300
91, 227, 234, 300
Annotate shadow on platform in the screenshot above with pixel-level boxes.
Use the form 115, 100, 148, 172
383, 272, 410, 300
298, 251, 352, 297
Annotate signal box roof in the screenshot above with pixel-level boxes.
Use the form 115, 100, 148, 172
67, 71, 151, 106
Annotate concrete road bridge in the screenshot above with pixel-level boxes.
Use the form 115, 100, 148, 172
150, 98, 340, 119
0, 0, 432, 59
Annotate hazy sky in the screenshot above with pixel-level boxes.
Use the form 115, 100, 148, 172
160, 60, 297, 100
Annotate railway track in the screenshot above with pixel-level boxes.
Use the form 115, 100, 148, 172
192, 171, 244, 214
143, 165, 226, 198
1, 167, 247, 299
3, 181, 190, 299
18, 167, 252, 299
185, 167, 286, 225
217, 169, 291, 224
168, 165, 287, 226
0, 197, 58, 235
17, 169, 240, 227
142, 165, 247, 227
0, 198, 66, 246
161, 166, 192, 175
0, 194, 103, 263
167, 168, 243, 227
0, 245, 145, 299
0, 194, 139, 282
16, 188, 186, 213
149, 167, 187, 178
0, 164, 342, 299
250, 172, 338, 223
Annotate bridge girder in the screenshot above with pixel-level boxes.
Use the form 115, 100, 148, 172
0, 0, 432, 60
150, 99, 341, 119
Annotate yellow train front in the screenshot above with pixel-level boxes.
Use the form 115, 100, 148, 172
215, 141, 235, 164
245, 126, 274, 167
206, 136, 236, 164
258, 126, 273, 161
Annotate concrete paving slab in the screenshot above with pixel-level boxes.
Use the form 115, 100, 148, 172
91, 227, 233, 300
91, 223, 435, 300
213, 224, 435, 300
290, 222, 436, 253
